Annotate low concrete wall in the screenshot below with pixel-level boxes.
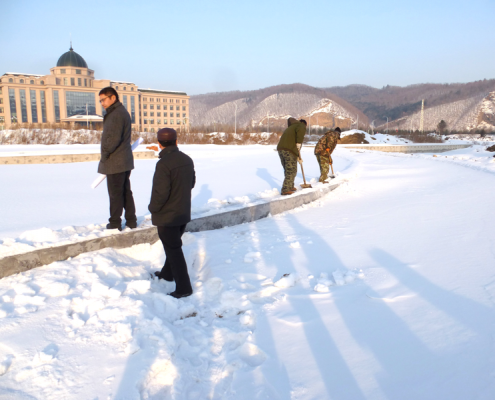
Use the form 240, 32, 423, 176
338, 144, 471, 153
0, 151, 155, 165
0, 183, 339, 278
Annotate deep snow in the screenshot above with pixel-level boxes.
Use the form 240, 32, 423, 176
1, 142, 495, 399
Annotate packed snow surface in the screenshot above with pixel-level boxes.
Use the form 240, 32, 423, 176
1, 142, 495, 399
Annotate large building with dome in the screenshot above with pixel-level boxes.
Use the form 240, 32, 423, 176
0, 46, 189, 132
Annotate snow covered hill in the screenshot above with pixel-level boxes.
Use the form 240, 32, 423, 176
378, 91, 495, 132
189, 83, 368, 129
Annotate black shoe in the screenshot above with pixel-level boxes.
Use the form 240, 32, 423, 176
168, 291, 192, 299
106, 223, 122, 231
154, 271, 174, 282
125, 222, 137, 229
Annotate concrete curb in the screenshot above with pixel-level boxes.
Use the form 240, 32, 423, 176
0, 151, 155, 165
0, 183, 340, 278
338, 144, 471, 153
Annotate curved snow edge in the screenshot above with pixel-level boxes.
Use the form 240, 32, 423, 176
0, 183, 340, 279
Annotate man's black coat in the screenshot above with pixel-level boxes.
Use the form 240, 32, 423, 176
148, 145, 196, 227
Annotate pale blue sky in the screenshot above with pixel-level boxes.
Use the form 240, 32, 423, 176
2, 0, 494, 95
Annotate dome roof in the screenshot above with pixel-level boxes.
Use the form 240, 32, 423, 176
56, 46, 88, 68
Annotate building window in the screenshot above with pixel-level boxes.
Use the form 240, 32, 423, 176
150, 105, 154, 110
8, 89, 17, 123
170, 119, 174, 124
143, 104, 147, 109
157, 119, 161, 124
163, 105, 167, 110
61, 69, 66, 74
182, 100, 186, 103
78, 78, 82, 86
19, 89, 28, 123
40, 80, 44, 85
144, 128, 147, 132
30, 90, 38, 123
0, 108, 3, 113
157, 112, 161, 117
150, 112, 154, 117
176, 99, 179, 103
65, 91, 96, 117
144, 97, 147, 102
71, 78, 75, 86
164, 112, 167, 117
123, 95, 128, 111
131, 87, 134, 91
183, 113, 186, 117
176, 106, 179, 110
84, 79, 87, 87
123, 87, 126, 91
0, 117, 4, 123
53, 90, 60, 122
150, 98, 154, 102
182, 106, 186, 111
150, 119, 154, 125
76, 69, 81, 74
116, 86, 119, 90
20, 79, 24, 83
144, 119, 148, 124
0, 99, 2, 104
144, 112, 147, 117
157, 105, 161, 110
164, 119, 168, 125
9, 78, 13, 83
64, 78, 68, 86
131, 96, 135, 123
40, 91, 47, 123
170, 113, 174, 117
30, 80, 34, 84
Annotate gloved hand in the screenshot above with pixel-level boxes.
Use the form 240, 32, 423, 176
298, 157, 303, 164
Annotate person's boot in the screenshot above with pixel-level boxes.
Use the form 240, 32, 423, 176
154, 271, 174, 282
168, 290, 193, 299
106, 223, 122, 231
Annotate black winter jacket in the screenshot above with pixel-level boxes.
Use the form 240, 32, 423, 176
148, 145, 196, 227
98, 101, 134, 175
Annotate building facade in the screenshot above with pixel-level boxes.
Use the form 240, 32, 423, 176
0, 47, 189, 132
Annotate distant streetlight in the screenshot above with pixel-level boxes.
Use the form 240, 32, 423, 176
234, 103, 237, 134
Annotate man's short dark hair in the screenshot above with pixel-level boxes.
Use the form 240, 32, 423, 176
99, 87, 119, 102
158, 140, 176, 147
299, 119, 307, 126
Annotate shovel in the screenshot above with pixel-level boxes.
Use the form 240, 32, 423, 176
298, 159, 312, 189
330, 164, 335, 179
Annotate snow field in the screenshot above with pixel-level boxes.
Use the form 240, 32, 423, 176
0, 144, 355, 256
1, 142, 495, 398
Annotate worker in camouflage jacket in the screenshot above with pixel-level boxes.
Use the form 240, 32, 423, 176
276, 117, 307, 195
314, 127, 341, 182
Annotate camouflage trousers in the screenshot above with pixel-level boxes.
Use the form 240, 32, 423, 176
278, 150, 298, 193
316, 154, 331, 182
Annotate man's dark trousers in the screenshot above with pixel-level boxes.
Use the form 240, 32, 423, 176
157, 224, 193, 294
106, 170, 137, 227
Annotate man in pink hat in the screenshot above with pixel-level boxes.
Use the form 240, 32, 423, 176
148, 128, 196, 298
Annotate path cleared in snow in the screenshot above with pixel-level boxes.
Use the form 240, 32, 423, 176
1, 147, 495, 399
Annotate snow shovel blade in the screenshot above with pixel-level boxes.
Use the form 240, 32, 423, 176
300, 183, 312, 189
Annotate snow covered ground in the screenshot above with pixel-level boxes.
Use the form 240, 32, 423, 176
1, 143, 495, 399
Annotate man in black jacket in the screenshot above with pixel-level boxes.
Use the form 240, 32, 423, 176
149, 128, 196, 298
98, 87, 137, 230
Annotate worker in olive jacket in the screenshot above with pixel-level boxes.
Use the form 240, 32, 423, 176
149, 128, 196, 299
276, 117, 307, 195
98, 87, 137, 230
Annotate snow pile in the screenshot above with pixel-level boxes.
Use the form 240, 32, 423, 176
341, 129, 412, 144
